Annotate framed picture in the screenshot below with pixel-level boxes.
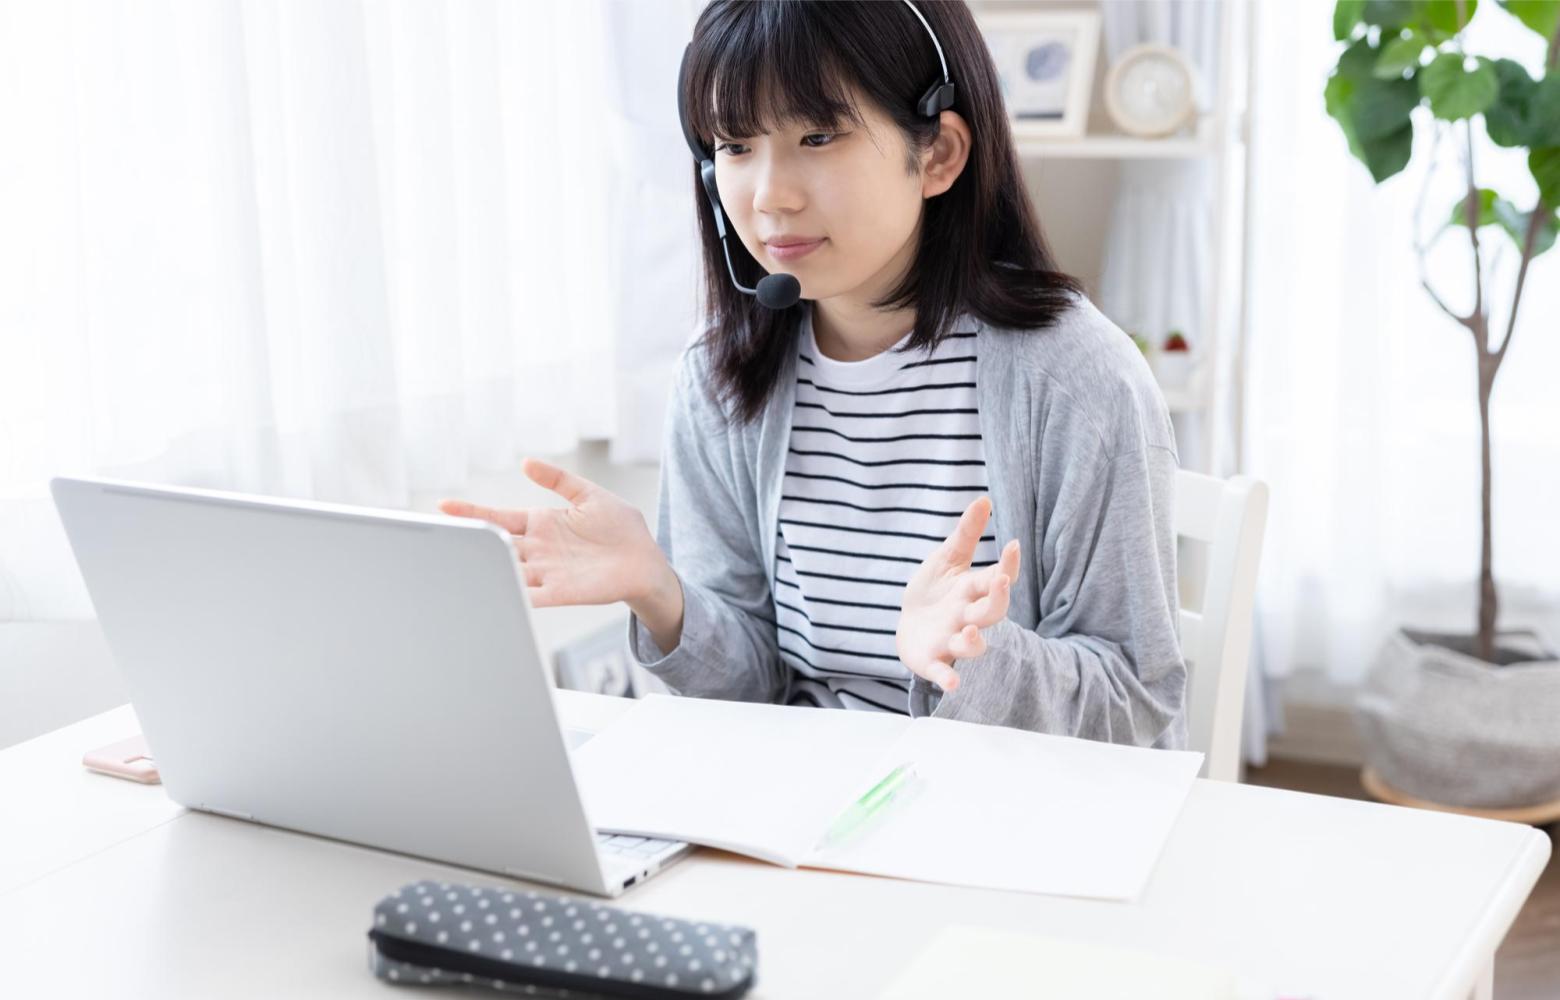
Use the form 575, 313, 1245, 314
976, 10, 1101, 140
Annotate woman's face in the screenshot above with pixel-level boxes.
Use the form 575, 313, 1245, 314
711, 90, 926, 303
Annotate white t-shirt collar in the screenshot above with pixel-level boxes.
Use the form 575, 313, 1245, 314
802, 303, 921, 389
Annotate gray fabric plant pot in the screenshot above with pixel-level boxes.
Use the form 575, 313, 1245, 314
1355, 628, 1560, 810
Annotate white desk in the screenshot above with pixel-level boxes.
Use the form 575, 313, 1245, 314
2, 691, 1549, 999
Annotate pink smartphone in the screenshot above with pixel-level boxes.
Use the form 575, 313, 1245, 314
82, 734, 161, 784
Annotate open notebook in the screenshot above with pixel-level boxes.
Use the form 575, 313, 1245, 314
570, 694, 1203, 900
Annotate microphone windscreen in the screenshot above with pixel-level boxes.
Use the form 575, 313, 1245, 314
756, 273, 802, 310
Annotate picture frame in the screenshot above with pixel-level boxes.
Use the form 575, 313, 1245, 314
976, 10, 1102, 140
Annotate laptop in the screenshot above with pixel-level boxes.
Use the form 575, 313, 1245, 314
49, 475, 691, 897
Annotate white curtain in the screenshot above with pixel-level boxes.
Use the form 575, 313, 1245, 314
1095, 0, 1224, 476
0, 0, 700, 622
1094, 0, 1252, 752
1242, 2, 1560, 756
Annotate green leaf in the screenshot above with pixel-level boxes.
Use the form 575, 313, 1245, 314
1419, 51, 1500, 119
1337, 36, 1382, 81
1498, 0, 1560, 37
1326, 35, 1421, 180
1444, 187, 1559, 254
1530, 76, 1560, 146
1374, 30, 1430, 77
1484, 58, 1539, 147
1421, 0, 1480, 33
1325, 73, 1365, 160
1366, 0, 1419, 27
1499, 202, 1559, 255
1362, 122, 1417, 180
1445, 187, 1500, 228
1532, 147, 1560, 208
1355, 76, 1423, 138
1335, 0, 1368, 38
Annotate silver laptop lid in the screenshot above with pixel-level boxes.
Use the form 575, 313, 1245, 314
50, 475, 612, 895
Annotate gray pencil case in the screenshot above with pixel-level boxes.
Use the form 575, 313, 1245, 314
367, 879, 758, 998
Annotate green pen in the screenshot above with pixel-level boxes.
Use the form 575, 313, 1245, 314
814, 761, 918, 850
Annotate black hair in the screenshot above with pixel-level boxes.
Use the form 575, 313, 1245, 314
681, 0, 1083, 424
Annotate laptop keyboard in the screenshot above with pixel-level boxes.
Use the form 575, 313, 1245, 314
595, 831, 681, 859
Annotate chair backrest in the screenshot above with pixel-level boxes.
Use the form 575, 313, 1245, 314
1173, 469, 1270, 782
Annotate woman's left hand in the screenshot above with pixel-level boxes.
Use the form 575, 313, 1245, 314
895, 496, 1021, 693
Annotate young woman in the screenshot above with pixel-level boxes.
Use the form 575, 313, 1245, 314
440, 0, 1186, 749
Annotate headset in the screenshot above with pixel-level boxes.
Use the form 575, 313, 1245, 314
676, 0, 957, 311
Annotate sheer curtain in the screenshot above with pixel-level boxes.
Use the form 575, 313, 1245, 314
1241, 1, 1560, 758
1096, 0, 1224, 476
0, 0, 700, 622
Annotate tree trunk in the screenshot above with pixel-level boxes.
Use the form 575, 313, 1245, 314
1476, 338, 1498, 664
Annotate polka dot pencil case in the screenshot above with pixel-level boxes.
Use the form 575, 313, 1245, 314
367, 879, 759, 998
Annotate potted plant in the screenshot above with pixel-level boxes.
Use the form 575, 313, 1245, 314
1325, 0, 1560, 814
1151, 330, 1196, 390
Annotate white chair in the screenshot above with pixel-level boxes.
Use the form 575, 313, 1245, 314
1173, 469, 1270, 782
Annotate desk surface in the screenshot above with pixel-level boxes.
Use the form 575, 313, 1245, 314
2, 691, 1549, 999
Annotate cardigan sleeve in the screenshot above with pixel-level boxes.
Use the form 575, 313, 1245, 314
907, 443, 1188, 749
623, 348, 790, 704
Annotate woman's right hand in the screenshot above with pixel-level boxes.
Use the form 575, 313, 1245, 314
437, 458, 674, 612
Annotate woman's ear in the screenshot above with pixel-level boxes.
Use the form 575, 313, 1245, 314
921, 110, 972, 199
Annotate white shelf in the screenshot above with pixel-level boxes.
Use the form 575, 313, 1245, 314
1011, 0, 1249, 472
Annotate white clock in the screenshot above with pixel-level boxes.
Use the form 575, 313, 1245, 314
1104, 43, 1197, 139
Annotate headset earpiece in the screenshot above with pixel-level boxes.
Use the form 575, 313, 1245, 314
699, 160, 727, 239
917, 81, 956, 119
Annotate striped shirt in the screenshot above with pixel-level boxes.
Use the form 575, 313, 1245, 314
775, 310, 1001, 714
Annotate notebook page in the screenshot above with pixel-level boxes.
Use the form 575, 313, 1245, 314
804, 716, 1204, 899
570, 694, 909, 866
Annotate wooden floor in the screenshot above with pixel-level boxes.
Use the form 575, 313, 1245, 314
1245, 758, 1560, 999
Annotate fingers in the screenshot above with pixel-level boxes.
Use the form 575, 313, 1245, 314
998, 538, 1021, 584
963, 573, 1011, 627
958, 540, 1019, 628
922, 657, 961, 693
939, 496, 991, 570
521, 457, 595, 505
946, 623, 986, 659
438, 498, 528, 535
957, 539, 1021, 597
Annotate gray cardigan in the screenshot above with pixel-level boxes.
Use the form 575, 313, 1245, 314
626, 293, 1187, 749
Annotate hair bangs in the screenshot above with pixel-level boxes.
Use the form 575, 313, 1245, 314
685, 9, 865, 147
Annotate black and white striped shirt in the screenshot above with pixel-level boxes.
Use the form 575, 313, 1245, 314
775, 313, 1001, 713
